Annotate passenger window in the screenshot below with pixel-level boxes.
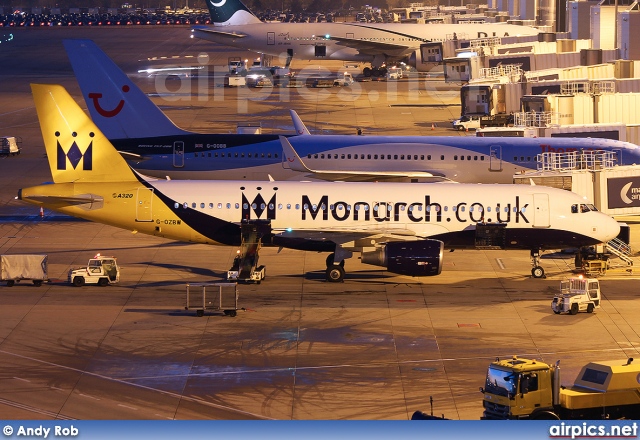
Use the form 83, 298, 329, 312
454, 155, 458, 160
441, 155, 444, 160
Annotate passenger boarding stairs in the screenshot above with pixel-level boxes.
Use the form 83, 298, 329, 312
237, 224, 263, 280
607, 238, 634, 268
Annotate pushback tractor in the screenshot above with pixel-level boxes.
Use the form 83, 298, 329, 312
68, 254, 120, 287
551, 277, 601, 315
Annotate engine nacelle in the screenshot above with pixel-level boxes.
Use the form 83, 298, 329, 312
360, 239, 444, 277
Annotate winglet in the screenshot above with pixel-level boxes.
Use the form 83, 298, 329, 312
279, 135, 314, 173
63, 39, 189, 139
31, 84, 137, 184
290, 110, 310, 135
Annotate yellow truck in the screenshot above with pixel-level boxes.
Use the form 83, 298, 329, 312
481, 356, 640, 419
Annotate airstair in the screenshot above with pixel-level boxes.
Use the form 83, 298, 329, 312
227, 220, 270, 283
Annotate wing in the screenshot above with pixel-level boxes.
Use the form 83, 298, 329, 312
279, 136, 449, 182
191, 27, 247, 39
329, 35, 415, 58
273, 224, 451, 246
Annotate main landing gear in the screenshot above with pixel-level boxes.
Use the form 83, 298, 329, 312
531, 249, 545, 279
325, 251, 350, 283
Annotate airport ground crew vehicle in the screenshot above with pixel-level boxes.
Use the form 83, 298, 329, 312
68, 254, 120, 287
481, 356, 640, 419
1, 254, 48, 286
0, 136, 21, 156
551, 277, 601, 315
227, 221, 268, 283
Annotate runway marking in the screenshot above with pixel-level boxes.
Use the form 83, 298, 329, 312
13, 377, 30, 383
496, 258, 506, 270
0, 397, 75, 420
118, 404, 138, 410
78, 393, 101, 400
0, 349, 270, 419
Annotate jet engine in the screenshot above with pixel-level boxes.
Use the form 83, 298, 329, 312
360, 239, 444, 276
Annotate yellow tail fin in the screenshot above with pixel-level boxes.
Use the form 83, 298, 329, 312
31, 84, 137, 183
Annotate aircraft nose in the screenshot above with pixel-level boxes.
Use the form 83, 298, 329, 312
599, 214, 621, 243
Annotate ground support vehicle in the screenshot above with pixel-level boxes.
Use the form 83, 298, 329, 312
481, 356, 640, 419
551, 277, 601, 315
452, 114, 514, 131
334, 72, 354, 86
0, 136, 21, 156
227, 220, 268, 283
68, 254, 120, 287
1, 254, 48, 287
185, 282, 239, 317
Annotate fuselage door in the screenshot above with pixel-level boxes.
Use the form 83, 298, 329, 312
136, 187, 154, 222
532, 193, 550, 228
173, 141, 184, 168
489, 145, 502, 171
267, 32, 275, 45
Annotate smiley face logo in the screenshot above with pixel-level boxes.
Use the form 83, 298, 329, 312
88, 85, 130, 118
209, 0, 227, 7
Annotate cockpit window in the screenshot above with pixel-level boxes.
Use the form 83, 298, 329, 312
572, 203, 598, 213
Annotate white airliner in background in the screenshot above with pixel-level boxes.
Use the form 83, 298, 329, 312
64, 39, 640, 184
191, 0, 541, 75
19, 84, 620, 282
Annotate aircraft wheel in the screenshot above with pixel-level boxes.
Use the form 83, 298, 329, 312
363, 67, 371, 77
379, 67, 387, 77
326, 264, 345, 283
33, 280, 42, 287
587, 303, 594, 313
326, 253, 335, 268
570, 303, 579, 315
6, 280, 14, 287
531, 266, 545, 278
326, 254, 345, 268
73, 276, 85, 287
98, 278, 108, 287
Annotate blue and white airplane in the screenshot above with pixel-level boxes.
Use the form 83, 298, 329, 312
64, 39, 640, 183
191, 0, 540, 75
19, 84, 621, 282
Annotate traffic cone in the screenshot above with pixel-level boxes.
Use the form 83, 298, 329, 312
431, 123, 435, 130
39, 207, 44, 218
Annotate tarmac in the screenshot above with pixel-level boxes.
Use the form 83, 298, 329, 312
1, 26, 640, 420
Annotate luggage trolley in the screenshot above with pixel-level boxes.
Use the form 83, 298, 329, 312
185, 282, 239, 317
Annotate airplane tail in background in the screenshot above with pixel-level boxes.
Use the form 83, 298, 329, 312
31, 84, 137, 184
203, 0, 262, 26
63, 39, 189, 140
